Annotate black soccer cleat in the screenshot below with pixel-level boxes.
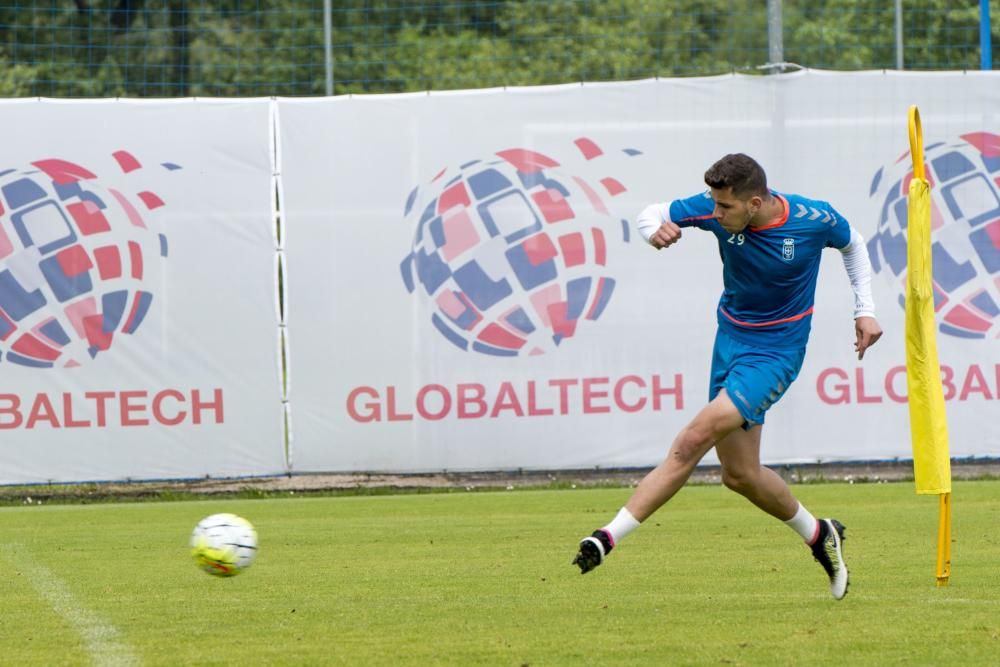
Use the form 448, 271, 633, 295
572, 529, 614, 574
810, 518, 849, 600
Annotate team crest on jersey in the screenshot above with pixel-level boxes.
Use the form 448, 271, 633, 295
782, 238, 795, 261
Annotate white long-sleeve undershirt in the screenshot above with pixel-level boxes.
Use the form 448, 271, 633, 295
635, 202, 669, 242
838, 227, 876, 320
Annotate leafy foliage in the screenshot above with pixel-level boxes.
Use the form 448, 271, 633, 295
0, 0, 996, 96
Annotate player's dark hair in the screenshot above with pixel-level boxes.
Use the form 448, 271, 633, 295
704, 153, 768, 198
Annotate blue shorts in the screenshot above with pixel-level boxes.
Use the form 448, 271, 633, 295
709, 329, 806, 429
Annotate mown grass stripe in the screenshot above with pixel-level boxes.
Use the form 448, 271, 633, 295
0, 543, 140, 667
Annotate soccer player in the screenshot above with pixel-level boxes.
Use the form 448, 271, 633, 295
572, 153, 882, 600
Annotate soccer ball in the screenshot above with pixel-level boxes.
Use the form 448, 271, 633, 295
190, 513, 258, 577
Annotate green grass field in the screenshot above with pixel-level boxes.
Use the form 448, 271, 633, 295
1, 480, 998, 666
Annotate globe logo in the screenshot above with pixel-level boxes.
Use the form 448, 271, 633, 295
868, 132, 1000, 339
401, 138, 640, 356
0, 152, 178, 368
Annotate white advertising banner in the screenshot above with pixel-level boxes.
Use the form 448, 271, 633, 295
0, 99, 285, 484
279, 71, 1000, 472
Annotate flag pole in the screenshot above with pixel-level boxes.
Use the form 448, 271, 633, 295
936, 492, 952, 586
905, 105, 952, 587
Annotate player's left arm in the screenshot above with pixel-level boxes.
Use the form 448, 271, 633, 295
834, 221, 883, 360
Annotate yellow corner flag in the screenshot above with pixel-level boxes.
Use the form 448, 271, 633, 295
904, 106, 952, 586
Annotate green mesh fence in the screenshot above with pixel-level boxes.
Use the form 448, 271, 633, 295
0, 0, 995, 97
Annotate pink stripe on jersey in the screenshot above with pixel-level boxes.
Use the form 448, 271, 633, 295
678, 213, 715, 222
720, 306, 814, 328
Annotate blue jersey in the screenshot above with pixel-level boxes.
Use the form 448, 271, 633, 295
669, 190, 852, 349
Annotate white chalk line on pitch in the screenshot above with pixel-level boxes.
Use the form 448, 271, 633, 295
0, 543, 141, 667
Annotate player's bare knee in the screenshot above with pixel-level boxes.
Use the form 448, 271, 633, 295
670, 427, 712, 465
721, 468, 755, 495
669, 446, 700, 469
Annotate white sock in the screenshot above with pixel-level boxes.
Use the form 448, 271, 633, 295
602, 507, 641, 546
784, 502, 820, 543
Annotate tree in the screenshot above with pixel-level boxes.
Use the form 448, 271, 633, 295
0, 1, 995, 97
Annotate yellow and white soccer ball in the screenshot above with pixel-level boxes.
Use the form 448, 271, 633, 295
190, 513, 258, 577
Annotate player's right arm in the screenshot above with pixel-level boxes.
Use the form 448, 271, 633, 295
635, 193, 715, 250
636, 203, 681, 249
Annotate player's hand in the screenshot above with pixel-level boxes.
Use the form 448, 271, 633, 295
649, 221, 682, 250
854, 316, 882, 360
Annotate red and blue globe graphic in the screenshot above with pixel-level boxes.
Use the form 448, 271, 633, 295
401, 138, 639, 356
0, 153, 176, 368
868, 132, 1000, 339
